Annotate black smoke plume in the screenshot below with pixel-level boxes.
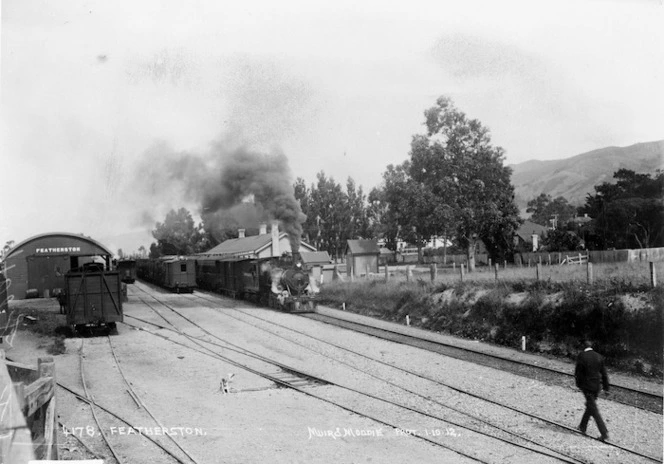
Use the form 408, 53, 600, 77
136, 141, 306, 253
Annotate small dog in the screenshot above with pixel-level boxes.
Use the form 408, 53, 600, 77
220, 373, 235, 394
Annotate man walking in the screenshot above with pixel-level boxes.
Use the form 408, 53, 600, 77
575, 340, 610, 441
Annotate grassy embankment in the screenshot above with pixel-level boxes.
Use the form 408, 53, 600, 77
318, 260, 664, 378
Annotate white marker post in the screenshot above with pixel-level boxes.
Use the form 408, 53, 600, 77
521, 336, 526, 351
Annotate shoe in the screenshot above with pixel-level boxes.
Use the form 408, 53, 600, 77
577, 426, 587, 435
599, 434, 609, 442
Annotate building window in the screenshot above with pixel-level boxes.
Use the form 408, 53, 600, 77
180, 263, 187, 272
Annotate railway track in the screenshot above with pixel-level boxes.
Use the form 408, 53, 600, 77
175, 280, 662, 413
185, 289, 662, 463
127, 290, 576, 463
61, 336, 199, 464
129, 284, 661, 463
303, 312, 663, 414
185, 289, 662, 413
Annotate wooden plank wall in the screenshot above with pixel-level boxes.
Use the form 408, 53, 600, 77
1, 353, 57, 461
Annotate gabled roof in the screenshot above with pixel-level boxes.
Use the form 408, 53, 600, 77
516, 220, 549, 241
300, 251, 331, 264
200, 233, 316, 258
203, 234, 273, 256
345, 239, 380, 255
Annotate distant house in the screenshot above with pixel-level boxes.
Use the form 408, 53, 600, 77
300, 251, 332, 266
571, 213, 592, 226
199, 222, 316, 259
300, 251, 333, 283
514, 220, 549, 251
345, 239, 380, 277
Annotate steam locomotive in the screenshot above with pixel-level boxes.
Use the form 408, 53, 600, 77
195, 254, 319, 313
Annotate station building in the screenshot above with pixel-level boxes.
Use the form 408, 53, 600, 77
3, 232, 113, 300
199, 222, 316, 259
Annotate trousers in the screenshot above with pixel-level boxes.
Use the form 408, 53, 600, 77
579, 390, 608, 437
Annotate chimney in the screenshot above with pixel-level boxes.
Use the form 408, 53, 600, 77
259, 223, 267, 235
271, 221, 280, 257
238, 229, 246, 239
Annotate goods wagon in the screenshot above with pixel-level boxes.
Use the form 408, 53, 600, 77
116, 259, 137, 283
64, 267, 123, 332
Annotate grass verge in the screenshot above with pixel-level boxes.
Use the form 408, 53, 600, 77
318, 278, 663, 379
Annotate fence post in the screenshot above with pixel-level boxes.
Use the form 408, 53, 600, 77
548, 254, 551, 266
488, 258, 492, 268
430, 263, 437, 283
460, 263, 465, 282
503, 260, 507, 270
586, 262, 593, 285
385, 264, 389, 282
406, 265, 413, 282
536, 263, 542, 281
651, 261, 657, 288
494, 263, 499, 281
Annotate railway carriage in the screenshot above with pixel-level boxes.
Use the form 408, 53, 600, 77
196, 257, 247, 297
137, 256, 196, 293
195, 255, 318, 313
116, 259, 137, 283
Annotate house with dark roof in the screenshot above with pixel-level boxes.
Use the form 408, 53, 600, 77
198, 222, 316, 259
345, 239, 380, 277
299, 251, 333, 283
514, 220, 549, 252
299, 251, 332, 266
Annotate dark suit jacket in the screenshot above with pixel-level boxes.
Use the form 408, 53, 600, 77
575, 349, 609, 393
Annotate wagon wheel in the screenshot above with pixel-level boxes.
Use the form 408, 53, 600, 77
107, 322, 118, 335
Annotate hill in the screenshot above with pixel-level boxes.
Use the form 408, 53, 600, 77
510, 140, 664, 211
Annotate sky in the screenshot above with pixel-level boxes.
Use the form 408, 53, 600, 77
1, 0, 663, 255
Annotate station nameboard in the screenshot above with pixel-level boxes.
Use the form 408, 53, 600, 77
35, 247, 82, 254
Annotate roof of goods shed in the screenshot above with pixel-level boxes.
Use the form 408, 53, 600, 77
5, 232, 113, 258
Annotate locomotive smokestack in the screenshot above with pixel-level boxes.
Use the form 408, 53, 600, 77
260, 223, 267, 235
238, 228, 246, 238
271, 221, 280, 257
